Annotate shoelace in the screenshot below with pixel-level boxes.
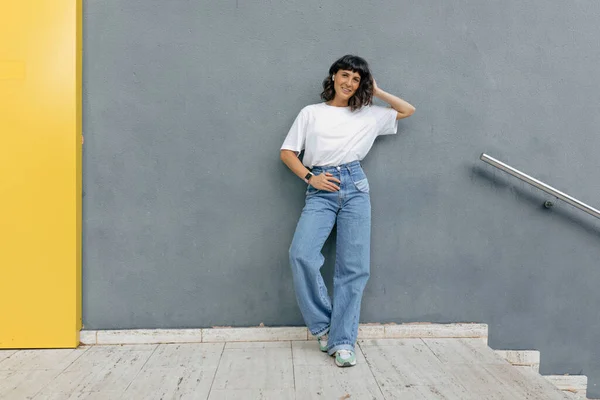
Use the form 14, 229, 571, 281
337, 350, 352, 359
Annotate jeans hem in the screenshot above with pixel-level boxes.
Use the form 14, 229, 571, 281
327, 342, 354, 355
311, 325, 330, 337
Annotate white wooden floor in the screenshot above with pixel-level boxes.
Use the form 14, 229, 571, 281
0, 338, 573, 400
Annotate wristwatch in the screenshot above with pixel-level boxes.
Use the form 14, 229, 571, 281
304, 172, 314, 184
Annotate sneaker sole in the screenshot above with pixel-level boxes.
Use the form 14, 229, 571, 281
335, 359, 356, 367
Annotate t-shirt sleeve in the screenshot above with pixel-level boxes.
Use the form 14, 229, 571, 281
280, 108, 308, 152
371, 105, 398, 136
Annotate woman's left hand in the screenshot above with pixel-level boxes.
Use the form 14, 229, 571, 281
372, 78, 380, 96
371, 77, 416, 119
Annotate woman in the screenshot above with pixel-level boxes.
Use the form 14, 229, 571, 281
280, 55, 415, 367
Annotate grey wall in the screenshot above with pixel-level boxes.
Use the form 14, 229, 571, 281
82, 1, 600, 396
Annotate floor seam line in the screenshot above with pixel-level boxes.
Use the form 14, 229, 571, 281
421, 337, 445, 364
206, 342, 226, 399
358, 341, 388, 400
30, 345, 93, 399
120, 344, 160, 399
290, 341, 297, 400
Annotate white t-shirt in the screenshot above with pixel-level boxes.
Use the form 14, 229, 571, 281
280, 103, 398, 168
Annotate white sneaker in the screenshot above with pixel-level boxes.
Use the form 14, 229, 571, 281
335, 349, 356, 367
317, 334, 328, 352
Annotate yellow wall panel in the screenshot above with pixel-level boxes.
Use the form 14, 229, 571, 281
0, 0, 82, 348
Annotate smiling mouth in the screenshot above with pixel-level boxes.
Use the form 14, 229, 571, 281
341, 87, 352, 94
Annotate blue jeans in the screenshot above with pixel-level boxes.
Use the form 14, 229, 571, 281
289, 160, 371, 355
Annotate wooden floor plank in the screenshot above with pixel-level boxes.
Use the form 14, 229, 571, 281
422, 338, 508, 365
123, 366, 217, 400
293, 364, 384, 400
376, 382, 475, 400
360, 338, 458, 387
143, 343, 223, 370
0, 348, 89, 371
0, 350, 18, 365
35, 345, 157, 396
0, 369, 62, 399
33, 390, 123, 399
209, 388, 295, 400
120, 341, 224, 399
211, 342, 293, 391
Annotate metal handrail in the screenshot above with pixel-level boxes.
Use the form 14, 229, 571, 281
480, 153, 600, 219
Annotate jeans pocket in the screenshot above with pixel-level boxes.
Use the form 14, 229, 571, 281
353, 178, 370, 193
305, 184, 320, 196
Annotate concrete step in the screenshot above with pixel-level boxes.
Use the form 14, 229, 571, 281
494, 350, 589, 399
359, 338, 573, 399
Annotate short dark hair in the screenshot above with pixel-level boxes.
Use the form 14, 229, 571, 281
321, 55, 374, 111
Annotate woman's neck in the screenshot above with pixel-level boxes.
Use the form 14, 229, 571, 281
327, 96, 349, 107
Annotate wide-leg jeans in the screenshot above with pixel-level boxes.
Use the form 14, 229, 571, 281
289, 160, 371, 355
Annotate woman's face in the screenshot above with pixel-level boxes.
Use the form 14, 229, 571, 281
333, 69, 361, 101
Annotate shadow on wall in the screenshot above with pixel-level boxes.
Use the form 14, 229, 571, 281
471, 165, 600, 240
